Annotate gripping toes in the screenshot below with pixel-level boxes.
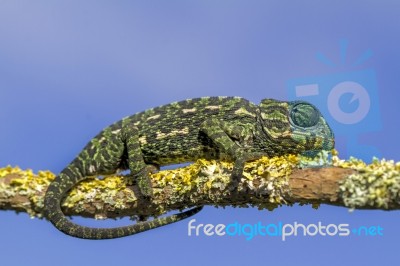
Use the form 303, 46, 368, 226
135, 166, 158, 198
231, 152, 267, 190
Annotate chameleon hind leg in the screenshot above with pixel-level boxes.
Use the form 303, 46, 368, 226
121, 120, 154, 198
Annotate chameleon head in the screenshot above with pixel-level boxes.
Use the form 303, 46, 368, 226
258, 99, 335, 156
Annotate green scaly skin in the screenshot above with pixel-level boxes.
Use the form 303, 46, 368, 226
44, 97, 334, 239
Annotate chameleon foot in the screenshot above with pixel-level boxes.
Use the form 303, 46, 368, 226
135, 166, 158, 198
230, 152, 268, 191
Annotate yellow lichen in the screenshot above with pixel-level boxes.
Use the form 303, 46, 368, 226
6, 149, 399, 217
0, 153, 317, 217
0, 166, 55, 216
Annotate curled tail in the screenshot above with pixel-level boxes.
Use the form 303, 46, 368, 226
44, 169, 202, 239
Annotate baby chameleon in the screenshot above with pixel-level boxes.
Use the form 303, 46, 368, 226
44, 97, 334, 239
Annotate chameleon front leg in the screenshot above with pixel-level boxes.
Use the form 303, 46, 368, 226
200, 118, 267, 189
121, 121, 154, 198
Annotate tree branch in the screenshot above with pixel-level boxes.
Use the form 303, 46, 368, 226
1, 153, 399, 221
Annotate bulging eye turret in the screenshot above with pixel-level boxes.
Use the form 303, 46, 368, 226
290, 103, 320, 128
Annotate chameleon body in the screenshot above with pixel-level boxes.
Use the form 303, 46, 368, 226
44, 97, 334, 239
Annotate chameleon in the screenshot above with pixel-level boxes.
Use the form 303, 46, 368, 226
44, 96, 334, 239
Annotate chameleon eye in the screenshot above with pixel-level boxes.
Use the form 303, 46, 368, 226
290, 103, 320, 128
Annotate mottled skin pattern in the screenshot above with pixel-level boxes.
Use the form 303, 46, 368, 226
44, 97, 334, 239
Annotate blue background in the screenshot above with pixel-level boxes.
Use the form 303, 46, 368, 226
1, 1, 399, 265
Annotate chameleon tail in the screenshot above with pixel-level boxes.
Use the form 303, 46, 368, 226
44, 171, 203, 239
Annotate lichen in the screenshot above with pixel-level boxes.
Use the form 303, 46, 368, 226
9, 148, 399, 219
148, 154, 302, 212
0, 153, 303, 217
0, 165, 137, 218
0, 165, 55, 217
240, 155, 299, 209
335, 155, 400, 209
62, 175, 138, 217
